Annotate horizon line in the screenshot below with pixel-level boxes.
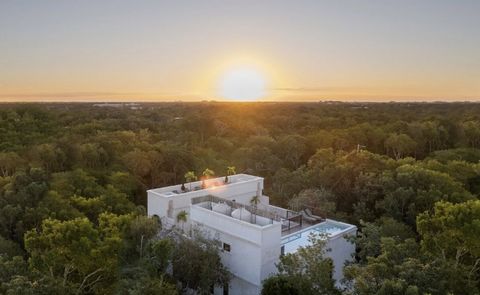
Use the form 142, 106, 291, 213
1, 99, 480, 104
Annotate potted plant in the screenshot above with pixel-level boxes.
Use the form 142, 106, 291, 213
202, 168, 214, 189
176, 210, 188, 231
224, 166, 236, 184
250, 195, 260, 207
184, 171, 197, 191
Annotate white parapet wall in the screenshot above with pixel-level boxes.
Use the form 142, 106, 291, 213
281, 219, 357, 286
147, 174, 265, 227
190, 204, 281, 288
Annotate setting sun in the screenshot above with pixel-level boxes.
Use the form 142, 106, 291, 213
218, 67, 267, 101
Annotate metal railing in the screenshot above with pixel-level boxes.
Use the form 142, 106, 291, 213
191, 195, 307, 232
191, 195, 283, 222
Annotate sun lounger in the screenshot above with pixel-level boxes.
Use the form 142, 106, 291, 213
301, 210, 317, 223
305, 208, 324, 221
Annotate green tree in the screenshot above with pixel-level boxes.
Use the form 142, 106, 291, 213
344, 237, 477, 295
184, 171, 197, 191
24, 213, 133, 294
380, 164, 473, 227
417, 200, 480, 281
288, 188, 336, 217
262, 275, 307, 295
384, 133, 417, 160
124, 215, 160, 259
0, 152, 24, 177
202, 168, 215, 178
225, 166, 236, 183
201, 168, 214, 188
353, 218, 416, 264
176, 210, 188, 232
122, 276, 177, 295
172, 236, 230, 294
264, 234, 340, 295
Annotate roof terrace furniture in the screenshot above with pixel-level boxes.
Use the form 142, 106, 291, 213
301, 210, 318, 223
304, 208, 325, 222
191, 195, 282, 225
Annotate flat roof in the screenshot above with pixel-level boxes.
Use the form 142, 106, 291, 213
147, 174, 262, 198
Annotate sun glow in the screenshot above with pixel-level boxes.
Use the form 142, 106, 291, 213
218, 67, 267, 101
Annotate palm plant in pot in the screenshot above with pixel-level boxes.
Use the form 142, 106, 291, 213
184, 171, 197, 191
224, 166, 236, 184
202, 168, 214, 189
176, 210, 188, 232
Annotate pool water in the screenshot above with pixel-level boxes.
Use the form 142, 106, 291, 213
281, 220, 352, 254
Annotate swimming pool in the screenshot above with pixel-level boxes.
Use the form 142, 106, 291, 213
281, 220, 354, 254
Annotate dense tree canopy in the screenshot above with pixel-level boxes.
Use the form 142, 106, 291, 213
1, 102, 480, 294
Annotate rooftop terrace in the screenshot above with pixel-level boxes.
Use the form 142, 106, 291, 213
148, 174, 262, 198
191, 195, 323, 233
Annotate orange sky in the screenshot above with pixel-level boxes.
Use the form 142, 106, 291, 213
1, 1, 479, 102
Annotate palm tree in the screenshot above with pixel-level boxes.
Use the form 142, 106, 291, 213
177, 210, 188, 232
184, 171, 197, 191
202, 168, 214, 188
224, 166, 236, 183
250, 195, 260, 206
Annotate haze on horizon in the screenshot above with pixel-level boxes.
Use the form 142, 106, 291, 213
1, 0, 479, 102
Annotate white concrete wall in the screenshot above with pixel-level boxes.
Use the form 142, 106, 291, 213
147, 191, 168, 218
259, 223, 281, 281
190, 205, 282, 288
147, 174, 357, 294
147, 174, 264, 227
324, 227, 357, 285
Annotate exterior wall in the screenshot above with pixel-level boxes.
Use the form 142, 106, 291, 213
324, 227, 357, 285
190, 205, 281, 289
259, 225, 281, 280
147, 192, 169, 219
147, 174, 357, 294
147, 174, 264, 228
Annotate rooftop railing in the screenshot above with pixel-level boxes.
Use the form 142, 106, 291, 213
191, 195, 310, 232
191, 195, 282, 222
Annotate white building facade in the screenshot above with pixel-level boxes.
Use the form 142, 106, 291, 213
147, 174, 356, 295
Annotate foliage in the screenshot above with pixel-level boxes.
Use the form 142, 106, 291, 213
262, 275, 309, 295
24, 213, 132, 294
417, 200, 480, 278
202, 168, 215, 178
263, 234, 341, 295
2, 102, 480, 293
172, 236, 230, 294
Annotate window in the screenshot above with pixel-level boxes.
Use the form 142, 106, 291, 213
223, 243, 231, 252
223, 282, 229, 295
281, 245, 285, 256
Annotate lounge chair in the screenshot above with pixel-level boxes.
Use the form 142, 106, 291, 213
301, 210, 317, 223
305, 208, 324, 221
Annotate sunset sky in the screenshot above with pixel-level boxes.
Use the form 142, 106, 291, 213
1, 0, 479, 102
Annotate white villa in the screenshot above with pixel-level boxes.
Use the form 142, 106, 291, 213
147, 174, 357, 295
